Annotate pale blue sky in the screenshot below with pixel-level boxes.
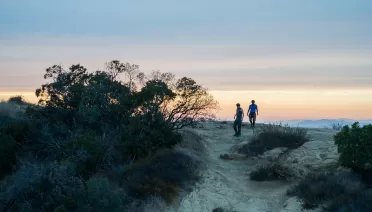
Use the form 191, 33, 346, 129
0, 0, 372, 119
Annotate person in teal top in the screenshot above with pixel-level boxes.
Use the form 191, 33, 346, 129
247, 100, 258, 128
233, 103, 244, 136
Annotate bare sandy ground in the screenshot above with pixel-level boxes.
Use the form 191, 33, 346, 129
168, 122, 338, 212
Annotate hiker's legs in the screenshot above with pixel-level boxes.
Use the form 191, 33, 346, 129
233, 120, 238, 135
237, 120, 242, 135
249, 114, 253, 127
252, 114, 257, 127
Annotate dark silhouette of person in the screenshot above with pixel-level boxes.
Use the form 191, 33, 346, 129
233, 103, 244, 136
247, 100, 258, 128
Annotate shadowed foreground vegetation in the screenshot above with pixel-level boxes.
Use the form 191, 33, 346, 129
242, 122, 372, 211
287, 122, 372, 211
0, 60, 218, 211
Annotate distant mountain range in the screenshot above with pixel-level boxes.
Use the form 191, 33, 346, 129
281, 119, 372, 128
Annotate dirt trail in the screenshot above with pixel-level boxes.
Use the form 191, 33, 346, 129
172, 124, 294, 212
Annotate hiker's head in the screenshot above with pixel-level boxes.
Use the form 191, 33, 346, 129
236, 103, 240, 108
251, 100, 255, 104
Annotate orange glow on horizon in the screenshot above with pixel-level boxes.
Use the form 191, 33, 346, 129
1, 89, 371, 121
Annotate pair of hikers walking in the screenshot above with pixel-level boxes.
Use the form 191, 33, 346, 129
233, 100, 258, 137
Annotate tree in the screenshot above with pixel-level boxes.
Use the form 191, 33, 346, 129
8, 95, 27, 105
104, 60, 141, 91
157, 77, 219, 129
35, 64, 89, 109
35, 61, 219, 130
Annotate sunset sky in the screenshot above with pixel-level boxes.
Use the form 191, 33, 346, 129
1, 0, 371, 121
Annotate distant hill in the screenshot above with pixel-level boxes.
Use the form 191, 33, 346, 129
282, 119, 372, 128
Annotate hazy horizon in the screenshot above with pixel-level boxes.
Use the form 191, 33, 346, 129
1, 0, 371, 121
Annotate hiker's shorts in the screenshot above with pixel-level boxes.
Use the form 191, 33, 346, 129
249, 112, 256, 121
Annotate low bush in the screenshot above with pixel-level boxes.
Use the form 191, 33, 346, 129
120, 114, 182, 159
0, 120, 30, 144
0, 133, 19, 178
76, 177, 129, 212
331, 123, 343, 131
0, 162, 85, 211
325, 189, 372, 212
212, 207, 237, 212
123, 148, 201, 204
287, 171, 367, 210
0, 102, 22, 118
238, 123, 309, 156
249, 162, 293, 181
334, 122, 372, 185
8, 95, 28, 106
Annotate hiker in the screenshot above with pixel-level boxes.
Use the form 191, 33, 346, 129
247, 100, 258, 128
233, 103, 244, 136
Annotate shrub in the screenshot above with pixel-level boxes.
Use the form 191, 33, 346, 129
120, 114, 182, 159
249, 162, 294, 181
331, 123, 343, 131
123, 148, 201, 204
212, 207, 237, 212
0, 133, 19, 178
238, 123, 309, 155
0, 120, 30, 144
59, 130, 105, 179
287, 171, 366, 210
8, 95, 28, 106
334, 122, 372, 171
325, 189, 372, 212
0, 102, 22, 118
0, 162, 85, 211
76, 177, 129, 212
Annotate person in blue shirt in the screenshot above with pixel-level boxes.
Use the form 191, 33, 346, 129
247, 100, 258, 128
233, 103, 244, 136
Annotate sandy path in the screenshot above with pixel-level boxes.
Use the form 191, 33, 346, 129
173, 124, 294, 212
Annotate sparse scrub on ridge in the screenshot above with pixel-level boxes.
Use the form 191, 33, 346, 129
8, 95, 29, 106
331, 122, 344, 131
237, 123, 309, 156
0, 60, 216, 210
287, 171, 370, 210
249, 162, 294, 181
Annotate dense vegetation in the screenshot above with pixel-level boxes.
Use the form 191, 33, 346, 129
334, 122, 372, 185
0, 60, 218, 211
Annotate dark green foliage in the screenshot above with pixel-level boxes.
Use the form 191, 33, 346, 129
120, 113, 182, 159
7, 95, 28, 105
59, 130, 105, 179
287, 172, 367, 210
0, 162, 85, 212
76, 177, 129, 212
238, 123, 309, 155
334, 122, 372, 172
324, 189, 372, 212
0, 60, 216, 210
212, 208, 237, 212
123, 149, 201, 204
249, 162, 293, 181
0, 133, 18, 178
0, 121, 30, 143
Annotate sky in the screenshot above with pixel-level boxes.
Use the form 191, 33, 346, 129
1, 0, 372, 121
